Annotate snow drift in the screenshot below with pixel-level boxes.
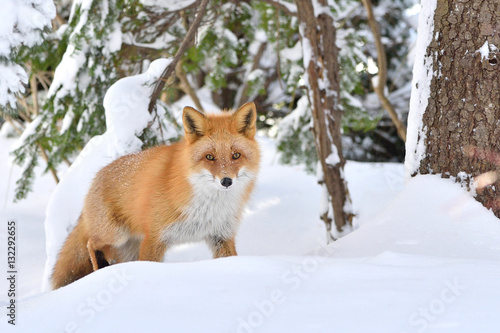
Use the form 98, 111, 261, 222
2, 170, 500, 333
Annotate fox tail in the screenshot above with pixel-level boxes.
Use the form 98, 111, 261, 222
51, 220, 93, 289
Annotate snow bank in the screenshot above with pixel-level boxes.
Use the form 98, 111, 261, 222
41, 59, 172, 291
329, 175, 500, 261
2, 116, 500, 332
5, 173, 500, 332
7, 256, 500, 333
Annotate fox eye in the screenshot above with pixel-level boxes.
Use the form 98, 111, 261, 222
206, 154, 215, 161
232, 152, 241, 160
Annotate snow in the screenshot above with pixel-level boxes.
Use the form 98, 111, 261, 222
122, 31, 176, 50
330, 175, 500, 260
476, 41, 498, 61
49, 0, 123, 103
477, 41, 490, 60
0, 0, 55, 52
6, 255, 500, 332
275, 95, 314, 157
59, 107, 75, 135
0, 0, 17, 56
247, 69, 265, 82
40, 58, 172, 291
299, 30, 313, 71
107, 22, 123, 53
277, 0, 297, 15
325, 146, 340, 167
170, 86, 220, 121
0, 63, 28, 108
312, 0, 332, 18
2, 2, 500, 325
223, 26, 239, 46
2, 118, 500, 332
280, 42, 303, 62
405, 0, 437, 177
48, 43, 86, 101
11, 115, 43, 153
254, 30, 267, 43
0, 0, 55, 107
139, 0, 197, 11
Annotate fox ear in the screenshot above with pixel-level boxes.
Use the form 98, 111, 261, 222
232, 102, 257, 138
183, 106, 206, 142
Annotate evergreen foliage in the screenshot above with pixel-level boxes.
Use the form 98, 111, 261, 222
1, 0, 416, 200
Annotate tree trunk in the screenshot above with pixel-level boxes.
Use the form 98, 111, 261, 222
407, 0, 500, 217
296, 0, 353, 238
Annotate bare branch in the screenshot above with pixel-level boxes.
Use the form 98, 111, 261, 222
38, 145, 60, 184
30, 73, 39, 117
361, 0, 407, 142
3, 116, 23, 135
275, 6, 283, 90
236, 41, 267, 108
5, 115, 60, 184
176, 60, 204, 111
148, 0, 210, 114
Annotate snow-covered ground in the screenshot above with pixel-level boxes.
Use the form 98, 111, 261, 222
1, 130, 500, 332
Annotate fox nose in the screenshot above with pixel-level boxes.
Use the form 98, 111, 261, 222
220, 177, 233, 188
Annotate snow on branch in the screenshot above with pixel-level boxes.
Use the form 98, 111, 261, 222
260, 0, 297, 16
0, 0, 56, 108
48, 0, 123, 104
140, 0, 197, 11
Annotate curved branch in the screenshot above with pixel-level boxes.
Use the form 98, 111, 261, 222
236, 41, 267, 108
176, 60, 204, 111
148, 0, 210, 113
361, 0, 407, 142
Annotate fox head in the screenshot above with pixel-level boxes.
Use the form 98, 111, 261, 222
182, 102, 260, 191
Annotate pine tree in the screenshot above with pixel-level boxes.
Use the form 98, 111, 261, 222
5, 0, 417, 205
10, 0, 194, 199
276, 0, 418, 168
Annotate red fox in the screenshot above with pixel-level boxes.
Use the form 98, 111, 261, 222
51, 102, 260, 289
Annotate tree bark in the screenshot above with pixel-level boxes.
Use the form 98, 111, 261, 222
296, 0, 353, 237
414, 0, 500, 217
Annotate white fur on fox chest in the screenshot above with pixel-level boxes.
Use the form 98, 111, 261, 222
161, 170, 253, 245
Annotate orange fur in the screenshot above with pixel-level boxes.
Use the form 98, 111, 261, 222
51, 103, 260, 289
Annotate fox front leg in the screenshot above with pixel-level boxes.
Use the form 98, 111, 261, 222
138, 236, 167, 262
208, 236, 237, 258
